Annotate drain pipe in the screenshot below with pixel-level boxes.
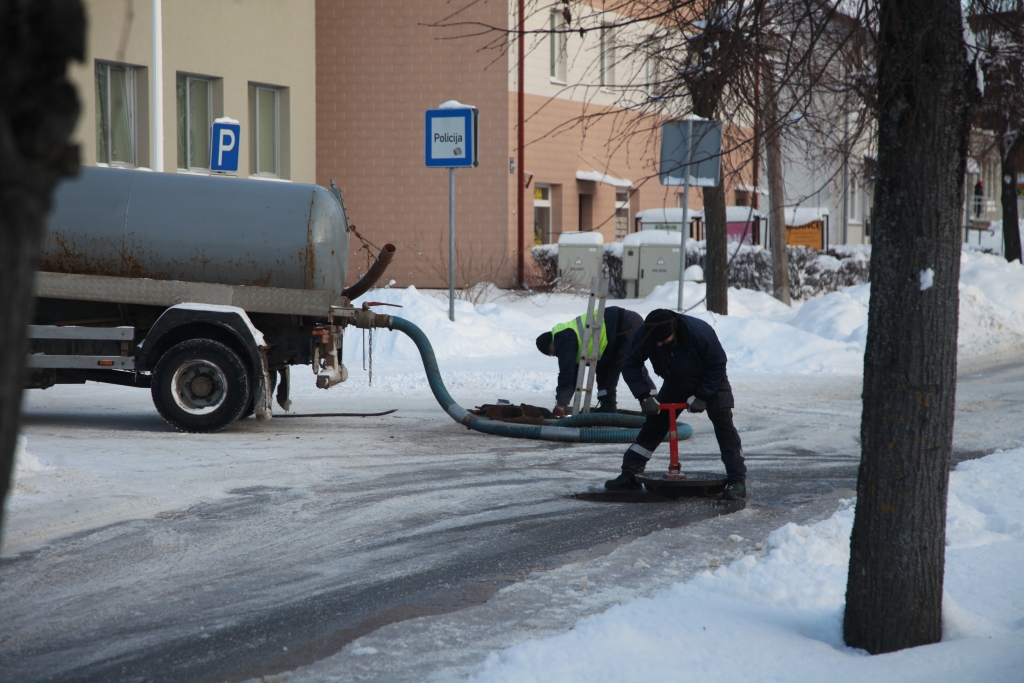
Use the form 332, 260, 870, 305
373, 315, 691, 444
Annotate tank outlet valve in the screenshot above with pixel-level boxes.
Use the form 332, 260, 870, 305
312, 325, 346, 389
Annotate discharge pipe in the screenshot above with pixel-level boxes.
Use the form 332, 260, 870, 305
342, 243, 396, 301
383, 315, 692, 444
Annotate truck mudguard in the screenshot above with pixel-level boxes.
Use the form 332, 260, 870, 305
138, 304, 272, 421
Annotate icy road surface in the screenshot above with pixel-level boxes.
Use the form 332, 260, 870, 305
3, 351, 1023, 683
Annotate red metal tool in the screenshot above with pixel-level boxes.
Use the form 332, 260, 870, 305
659, 402, 689, 479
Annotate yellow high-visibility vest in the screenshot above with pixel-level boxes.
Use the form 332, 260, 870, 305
551, 311, 608, 363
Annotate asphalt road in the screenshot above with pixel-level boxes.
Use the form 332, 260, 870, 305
3, 352, 1022, 683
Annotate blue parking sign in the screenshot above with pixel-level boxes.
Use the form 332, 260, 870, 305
210, 118, 241, 173
425, 104, 478, 168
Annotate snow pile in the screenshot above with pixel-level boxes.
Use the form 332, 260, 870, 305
957, 250, 1024, 356
345, 246, 1024, 389
472, 450, 1024, 683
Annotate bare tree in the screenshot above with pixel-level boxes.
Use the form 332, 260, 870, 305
844, 0, 977, 653
0, 0, 84, 546
970, 3, 1024, 263
431, 0, 873, 308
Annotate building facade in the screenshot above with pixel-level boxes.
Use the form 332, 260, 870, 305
317, 1, 759, 289
71, 0, 316, 183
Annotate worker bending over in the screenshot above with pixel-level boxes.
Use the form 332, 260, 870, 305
536, 306, 655, 416
606, 308, 746, 500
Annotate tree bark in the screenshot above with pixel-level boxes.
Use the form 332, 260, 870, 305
844, 0, 975, 654
763, 63, 790, 305
1001, 148, 1023, 263
703, 183, 729, 314
0, 0, 84, 548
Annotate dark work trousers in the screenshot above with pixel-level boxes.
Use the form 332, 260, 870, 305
621, 387, 746, 481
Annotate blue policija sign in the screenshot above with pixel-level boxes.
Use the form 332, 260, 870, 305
425, 105, 478, 168
210, 117, 241, 173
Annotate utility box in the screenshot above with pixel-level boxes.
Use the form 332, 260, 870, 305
558, 231, 604, 288
621, 230, 684, 299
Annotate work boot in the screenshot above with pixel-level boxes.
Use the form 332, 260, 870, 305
604, 471, 642, 492
719, 480, 746, 501
593, 399, 617, 413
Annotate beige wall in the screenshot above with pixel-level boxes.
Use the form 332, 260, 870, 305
71, 0, 316, 182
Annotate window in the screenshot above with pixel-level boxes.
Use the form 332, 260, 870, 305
600, 26, 615, 87
534, 185, 552, 245
615, 189, 630, 240
848, 176, 858, 221
646, 38, 664, 97
176, 75, 211, 170
549, 11, 567, 82
249, 85, 279, 177
95, 62, 137, 166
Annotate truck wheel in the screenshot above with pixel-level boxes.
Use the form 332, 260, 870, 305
151, 339, 251, 433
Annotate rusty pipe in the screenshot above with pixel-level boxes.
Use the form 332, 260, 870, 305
342, 243, 396, 301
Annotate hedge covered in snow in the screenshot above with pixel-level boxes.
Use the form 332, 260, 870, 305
531, 242, 871, 301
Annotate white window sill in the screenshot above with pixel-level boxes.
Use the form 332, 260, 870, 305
550, 78, 567, 85
600, 86, 614, 93
248, 174, 290, 183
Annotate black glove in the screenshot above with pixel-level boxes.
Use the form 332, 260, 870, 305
687, 395, 706, 413
640, 395, 660, 416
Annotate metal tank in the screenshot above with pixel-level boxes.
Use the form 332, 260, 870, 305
41, 167, 350, 300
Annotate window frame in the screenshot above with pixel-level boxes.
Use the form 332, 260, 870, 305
250, 84, 280, 178
549, 11, 567, 82
177, 74, 212, 172
599, 26, 615, 87
95, 61, 138, 167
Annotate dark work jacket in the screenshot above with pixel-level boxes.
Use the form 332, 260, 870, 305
621, 313, 735, 409
554, 306, 648, 406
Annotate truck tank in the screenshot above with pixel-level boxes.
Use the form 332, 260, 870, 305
41, 167, 350, 301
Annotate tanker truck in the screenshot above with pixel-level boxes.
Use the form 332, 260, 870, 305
26, 167, 395, 433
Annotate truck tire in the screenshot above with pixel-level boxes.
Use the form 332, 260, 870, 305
151, 339, 251, 433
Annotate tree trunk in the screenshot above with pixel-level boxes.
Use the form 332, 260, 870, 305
763, 64, 790, 305
1001, 147, 1023, 263
0, 0, 84, 548
703, 183, 729, 314
844, 0, 975, 654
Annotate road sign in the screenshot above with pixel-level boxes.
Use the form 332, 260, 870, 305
659, 117, 723, 312
659, 119, 723, 187
425, 103, 478, 168
210, 117, 240, 173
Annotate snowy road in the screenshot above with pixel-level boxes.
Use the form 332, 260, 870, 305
3, 349, 1021, 683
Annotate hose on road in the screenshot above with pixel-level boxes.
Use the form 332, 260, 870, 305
387, 315, 693, 444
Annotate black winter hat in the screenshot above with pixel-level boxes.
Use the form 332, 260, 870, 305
644, 309, 687, 345
536, 331, 554, 355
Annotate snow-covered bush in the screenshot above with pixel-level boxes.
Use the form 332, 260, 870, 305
531, 242, 871, 300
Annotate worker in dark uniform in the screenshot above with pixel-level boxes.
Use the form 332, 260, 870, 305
536, 306, 655, 416
605, 308, 746, 500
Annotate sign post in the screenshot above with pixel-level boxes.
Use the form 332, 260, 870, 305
425, 101, 479, 321
210, 117, 241, 174
659, 118, 723, 311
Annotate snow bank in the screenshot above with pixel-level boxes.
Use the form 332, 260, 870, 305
347, 248, 1024, 388
472, 449, 1024, 683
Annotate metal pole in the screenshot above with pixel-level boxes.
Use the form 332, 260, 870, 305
449, 166, 456, 322
151, 0, 163, 171
676, 118, 693, 312
516, 0, 525, 286
842, 111, 849, 245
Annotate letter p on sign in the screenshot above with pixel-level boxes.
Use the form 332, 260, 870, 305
210, 119, 241, 173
